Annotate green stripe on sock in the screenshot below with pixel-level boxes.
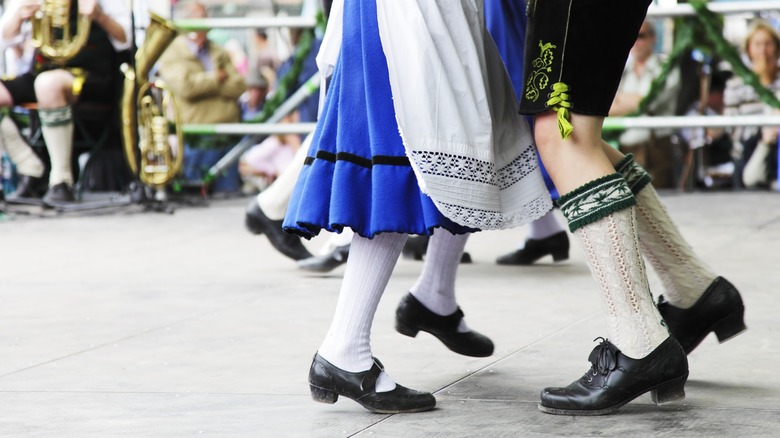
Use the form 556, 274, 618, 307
39, 106, 73, 127
557, 173, 637, 232
615, 153, 652, 195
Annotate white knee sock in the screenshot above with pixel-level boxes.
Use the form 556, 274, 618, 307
525, 209, 566, 241
317, 232, 406, 392
0, 116, 44, 178
258, 136, 308, 220
574, 207, 669, 359
39, 106, 74, 186
635, 185, 717, 308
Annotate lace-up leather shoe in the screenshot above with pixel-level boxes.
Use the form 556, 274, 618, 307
657, 276, 746, 355
496, 231, 569, 265
245, 198, 313, 261
539, 337, 688, 415
395, 293, 494, 357
308, 353, 436, 413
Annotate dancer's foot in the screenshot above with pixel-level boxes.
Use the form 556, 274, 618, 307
245, 198, 313, 261
496, 231, 570, 265
538, 337, 688, 415
395, 293, 494, 357
297, 244, 350, 273
308, 353, 436, 413
657, 276, 747, 355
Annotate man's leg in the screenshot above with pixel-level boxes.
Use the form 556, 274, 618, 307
534, 112, 687, 415
35, 70, 76, 204
606, 145, 746, 354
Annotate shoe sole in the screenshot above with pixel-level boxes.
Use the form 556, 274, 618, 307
681, 309, 747, 355
309, 383, 436, 414
537, 373, 688, 416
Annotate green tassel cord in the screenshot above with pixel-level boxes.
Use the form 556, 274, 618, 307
547, 82, 573, 139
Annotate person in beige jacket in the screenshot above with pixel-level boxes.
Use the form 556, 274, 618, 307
157, 0, 246, 193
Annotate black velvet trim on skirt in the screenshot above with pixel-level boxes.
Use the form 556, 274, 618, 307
518, 0, 653, 117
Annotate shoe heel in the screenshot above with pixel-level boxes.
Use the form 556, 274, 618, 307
650, 375, 687, 405
551, 249, 569, 262
310, 384, 339, 404
713, 311, 747, 343
395, 320, 420, 338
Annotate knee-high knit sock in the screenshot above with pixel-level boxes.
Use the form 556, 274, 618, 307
317, 232, 406, 392
0, 116, 44, 178
39, 106, 74, 186
558, 174, 668, 359
410, 230, 470, 332
616, 154, 716, 308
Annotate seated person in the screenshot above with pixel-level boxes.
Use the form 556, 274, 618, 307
724, 20, 780, 190
609, 20, 682, 189
0, 0, 132, 204
238, 113, 301, 193
156, 0, 246, 195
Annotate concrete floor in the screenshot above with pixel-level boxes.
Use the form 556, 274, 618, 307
1, 190, 778, 437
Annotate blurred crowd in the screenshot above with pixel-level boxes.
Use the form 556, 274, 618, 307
0, 0, 779, 207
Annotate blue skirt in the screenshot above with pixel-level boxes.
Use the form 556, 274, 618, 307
283, 0, 475, 239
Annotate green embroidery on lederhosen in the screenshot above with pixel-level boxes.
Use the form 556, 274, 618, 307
524, 40, 557, 103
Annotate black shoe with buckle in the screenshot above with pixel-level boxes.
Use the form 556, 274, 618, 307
308, 353, 436, 414
6, 175, 48, 202
538, 337, 688, 416
395, 293, 494, 357
496, 231, 570, 265
42, 182, 76, 205
657, 276, 747, 355
298, 244, 350, 273
245, 198, 313, 261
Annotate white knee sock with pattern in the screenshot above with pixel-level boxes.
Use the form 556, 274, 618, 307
410, 230, 470, 332
317, 232, 406, 392
559, 174, 669, 359
616, 155, 717, 308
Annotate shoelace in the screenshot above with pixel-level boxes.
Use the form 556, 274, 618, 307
546, 82, 573, 140
587, 337, 619, 376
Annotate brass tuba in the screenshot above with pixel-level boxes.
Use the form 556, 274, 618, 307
121, 13, 183, 189
31, 0, 91, 63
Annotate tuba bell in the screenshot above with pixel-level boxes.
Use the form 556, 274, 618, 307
121, 12, 184, 190
31, 0, 91, 63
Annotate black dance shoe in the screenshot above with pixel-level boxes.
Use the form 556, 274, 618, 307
42, 182, 76, 205
496, 231, 570, 265
539, 337, 688, 415
308, 353, 436, 414
395, 293, 494, 357
245, 198, 313, 261
297, 244, 350, 273
6, 175, 47, 202
657, 276, 747, 355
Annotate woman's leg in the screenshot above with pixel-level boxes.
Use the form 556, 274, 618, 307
396, 230, 494, 357
310, 232, 436, 413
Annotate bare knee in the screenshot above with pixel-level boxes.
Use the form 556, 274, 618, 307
34, 70, 74, 108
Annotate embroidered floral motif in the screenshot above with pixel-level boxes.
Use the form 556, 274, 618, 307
557, 174, 637, 232
524, 40, 557, 103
